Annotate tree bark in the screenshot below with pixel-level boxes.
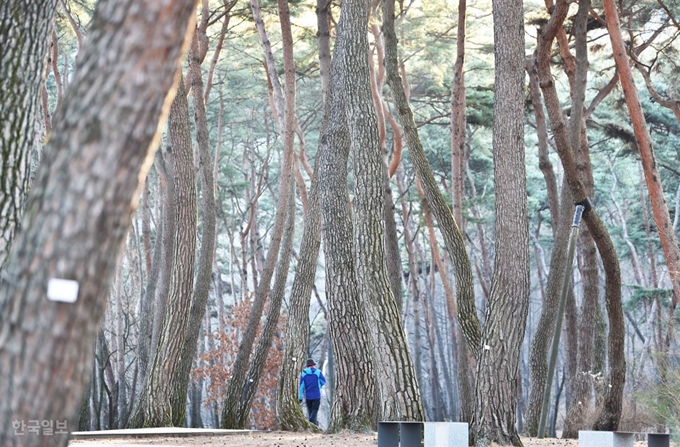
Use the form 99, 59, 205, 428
340, 0, 423, 422
221, 0, 297, 427
381, 0, 481, 355
319, 3, 377, 427
172, 20, 218, 425
535, 0, 624, 431
472, 0, 530, 445
276, 0, 331, 431
0, 0, 197, 442
0, 0, 58, 271
602, 0, 680, 315
129, 72, 198, 428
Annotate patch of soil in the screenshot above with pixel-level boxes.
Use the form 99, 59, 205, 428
70, 431, 650, 447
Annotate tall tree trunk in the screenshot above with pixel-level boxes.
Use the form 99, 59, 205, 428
602, 0, 680, 332
472, 0, 529, 445
220, 0, 297, 427
535, 0, 624, 431
276, 0, 331, 431
381, 0, 481, 356
129, 72, 198, 428
172, 18, 218, 425
0, 0, 197, 443
339, 0, 422, 422
319, 3, 376, 428
0, 0, 57, 271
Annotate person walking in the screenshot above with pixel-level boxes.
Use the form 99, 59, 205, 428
298, 358, 326, 426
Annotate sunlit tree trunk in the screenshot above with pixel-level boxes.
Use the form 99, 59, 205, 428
0, 0, 197, 442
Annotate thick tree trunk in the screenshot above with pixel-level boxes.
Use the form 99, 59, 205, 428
472, 1, 529, 445
172, 22, 218, 426
0, 0, 57, 271
0, 0, 196, 440
340, 0, 422, 422
319, 7, 376, 428
129, 73, 198, 428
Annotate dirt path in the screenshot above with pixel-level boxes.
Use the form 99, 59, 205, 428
69, 431, 650, 447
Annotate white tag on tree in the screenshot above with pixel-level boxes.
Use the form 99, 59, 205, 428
47, 278, 80, 303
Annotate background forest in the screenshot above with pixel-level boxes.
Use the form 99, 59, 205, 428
1, 0, 680, 444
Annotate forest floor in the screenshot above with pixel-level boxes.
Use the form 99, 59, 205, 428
68, 431, 651, 447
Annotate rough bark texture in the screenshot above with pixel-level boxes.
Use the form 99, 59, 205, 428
319, 2, 376, 428
535, 0, 624, 432
472, 1, 529, 446
340, 0, 423, 422
171, 23, 218, 426
129, 73, 198, 428
0, 0, 58, 271
451, 0, 467, 228
0, 0, 197, 443
276, 0, 331, 431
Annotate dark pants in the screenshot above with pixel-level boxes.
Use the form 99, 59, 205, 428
306, 398, 321, 426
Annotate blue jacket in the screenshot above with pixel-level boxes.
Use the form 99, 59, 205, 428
299, 367, 326, 400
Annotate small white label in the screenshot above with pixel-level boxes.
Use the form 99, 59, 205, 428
47, 278, 79, 303
483, 344, 491, 350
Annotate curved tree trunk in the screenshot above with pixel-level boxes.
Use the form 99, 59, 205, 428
221, 0, 296, 428
236, 178, 295, 427
129, 72, 198, 428
0, 0, 57, 271
0, 0, 197, 442
381, 0, 481, 355
319, 3, 377, 428
535, 0, 624, 432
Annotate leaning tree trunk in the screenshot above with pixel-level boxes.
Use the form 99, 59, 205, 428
535, 0, 624, 431
236, 179, 295, 427
602, 0, 680, 318
472, 0, 530, 445
0, 0, 58, 271
381, 0, 481, 355
129, 72, 198, 428
0, 0, 197, 443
